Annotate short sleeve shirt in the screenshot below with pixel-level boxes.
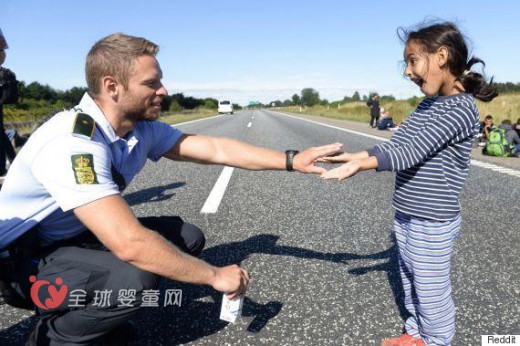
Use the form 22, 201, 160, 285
0, 93, 183, 247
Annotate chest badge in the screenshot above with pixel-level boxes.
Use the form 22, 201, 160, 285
71, 154, 98, 184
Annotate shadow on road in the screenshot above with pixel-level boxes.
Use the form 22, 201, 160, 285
348, 233, 409, 321
132, 233, 359, 344
124, 182, 185, 206
0, 233, 407, 345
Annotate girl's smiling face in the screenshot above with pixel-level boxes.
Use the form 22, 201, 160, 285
404, 40, 463, 97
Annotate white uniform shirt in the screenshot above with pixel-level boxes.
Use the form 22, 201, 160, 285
0, 93, 183, 248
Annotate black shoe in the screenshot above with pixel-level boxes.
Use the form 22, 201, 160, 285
0, 279, 14, 305
26, 315, 53, 346
27, 318, 139, 346
0, 279, 34, 310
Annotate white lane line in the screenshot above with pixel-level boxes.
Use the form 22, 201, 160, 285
470, 159, 520, 178
201, 166, 235, 214
271, 110, 520, 179
247, 122, 252, 128
271, 110, 387, 141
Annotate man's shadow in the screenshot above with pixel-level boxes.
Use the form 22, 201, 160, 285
0, 233, 407, 345
132, 234, 353, 344
133, 233, 407, 345
124, 182, 185, 206
347, 232, 409, 321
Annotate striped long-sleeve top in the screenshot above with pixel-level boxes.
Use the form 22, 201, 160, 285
367, 93, 480, 221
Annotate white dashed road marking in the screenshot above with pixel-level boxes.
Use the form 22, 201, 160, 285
201, 166, 235, 214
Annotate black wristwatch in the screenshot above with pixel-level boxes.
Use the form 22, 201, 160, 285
285, 150, 299, 171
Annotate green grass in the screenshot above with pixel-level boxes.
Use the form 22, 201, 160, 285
5, 107, 219, 136
160, 108, 218, 125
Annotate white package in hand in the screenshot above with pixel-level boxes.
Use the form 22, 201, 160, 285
220, 294, 244, 323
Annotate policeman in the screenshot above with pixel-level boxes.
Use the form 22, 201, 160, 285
0, 33, 341, 345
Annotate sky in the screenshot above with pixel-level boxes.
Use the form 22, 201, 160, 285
1, 0, 519, 106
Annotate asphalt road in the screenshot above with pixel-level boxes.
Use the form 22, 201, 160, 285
1, 109, 519, 345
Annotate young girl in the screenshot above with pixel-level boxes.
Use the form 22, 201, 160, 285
321, 22, 497, 346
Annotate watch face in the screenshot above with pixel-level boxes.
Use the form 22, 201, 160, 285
285, 150, 297, 171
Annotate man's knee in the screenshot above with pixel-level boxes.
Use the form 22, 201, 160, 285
183, 223, 205, 257
139, 216, 205, 257
122, 264, 158, 292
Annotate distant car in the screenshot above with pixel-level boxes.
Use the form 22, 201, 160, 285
218, 100, 233, 114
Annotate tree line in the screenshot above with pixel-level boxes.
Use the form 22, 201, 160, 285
266, 81, 520, 108
267, 88, 396, 108
15, 81, 242, 112
7, 80, 519, 121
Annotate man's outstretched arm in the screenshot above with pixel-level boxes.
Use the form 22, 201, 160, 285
163, 134, 342, 174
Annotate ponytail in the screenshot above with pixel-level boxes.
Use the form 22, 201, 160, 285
459, 57, 498, 102
400, 21, 498, 103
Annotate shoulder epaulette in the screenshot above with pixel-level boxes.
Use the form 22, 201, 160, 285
71, 112, 95, 140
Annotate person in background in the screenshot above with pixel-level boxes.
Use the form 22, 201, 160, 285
377, 109, 397, 130
499, 119, 520, 157
0, 28, 17, 182
367, 93, 381, 128
478, 114, 495, 146
514, 118, 520, 137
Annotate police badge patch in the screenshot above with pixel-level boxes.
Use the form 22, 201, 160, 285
71, 154, 98, 184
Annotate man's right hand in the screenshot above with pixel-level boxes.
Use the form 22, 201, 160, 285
211, 265, 250, 299
317, 150, 370, 164
317, 152, 352, 163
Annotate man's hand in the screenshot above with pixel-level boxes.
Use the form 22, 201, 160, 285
293, 143, 343, 174
211, 265, 250, 299
320, 160, 362, 181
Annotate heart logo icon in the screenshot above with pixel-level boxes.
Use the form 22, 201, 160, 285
44, 278, 69, 309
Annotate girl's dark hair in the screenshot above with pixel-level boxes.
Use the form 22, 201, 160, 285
398, 21, 497, 102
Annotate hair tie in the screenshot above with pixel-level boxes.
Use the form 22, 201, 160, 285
462, 70, 471, 76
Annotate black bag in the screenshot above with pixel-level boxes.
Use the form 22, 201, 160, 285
0, 67, 19, 105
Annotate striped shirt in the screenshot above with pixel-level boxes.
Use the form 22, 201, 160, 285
367, 93, 479, 221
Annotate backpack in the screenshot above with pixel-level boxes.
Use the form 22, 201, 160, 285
0, 67, 19, 105
485, 128, 513, 157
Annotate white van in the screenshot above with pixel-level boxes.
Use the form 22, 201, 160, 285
218, 100, 233, 114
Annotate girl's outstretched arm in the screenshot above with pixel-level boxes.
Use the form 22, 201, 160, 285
320, 156, 378, 181
317, 150, 369, 163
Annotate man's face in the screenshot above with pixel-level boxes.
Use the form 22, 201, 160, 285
0, 50, 6, 66
119, 55, 167, 122
484, 118, 493, 127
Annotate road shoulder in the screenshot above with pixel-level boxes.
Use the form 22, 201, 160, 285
273, 110, 520, 171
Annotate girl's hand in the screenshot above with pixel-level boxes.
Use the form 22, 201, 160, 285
320, 160, 361, 181
316, 151, 353, 163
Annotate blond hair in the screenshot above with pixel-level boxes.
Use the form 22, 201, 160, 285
86, 33, 159, 96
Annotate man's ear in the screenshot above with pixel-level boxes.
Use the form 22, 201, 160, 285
437, 46, 449, 68
101, 76, 119, 97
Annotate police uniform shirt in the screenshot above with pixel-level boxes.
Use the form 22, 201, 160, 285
0, 93, 183, 248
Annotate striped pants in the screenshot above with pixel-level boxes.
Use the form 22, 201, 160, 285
394, 211, 461, 346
